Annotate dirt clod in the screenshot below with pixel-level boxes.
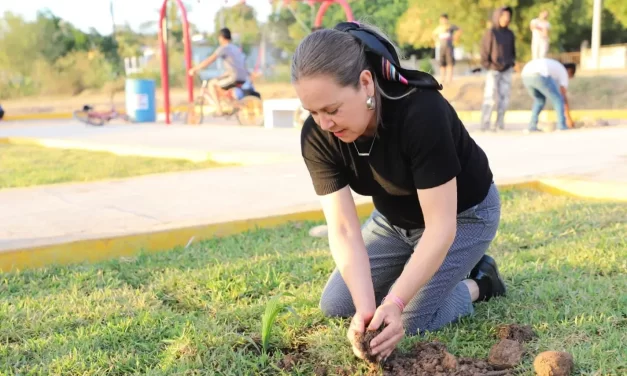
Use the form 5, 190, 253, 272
533, 351, 574, 376
277, 353, 299, 371
488, 339, 525, 370
313, 365, 328, 376
355, 328, 383, 363
497, 324, 536, 343
382, 342, 508, 376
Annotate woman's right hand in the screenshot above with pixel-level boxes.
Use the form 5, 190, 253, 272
348, 311, 375, 359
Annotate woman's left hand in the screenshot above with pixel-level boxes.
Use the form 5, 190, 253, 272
367, 302, 405, 361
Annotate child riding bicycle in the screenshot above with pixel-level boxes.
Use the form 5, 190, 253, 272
188, 27, 250, 116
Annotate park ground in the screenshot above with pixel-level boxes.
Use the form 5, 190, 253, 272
2, 71, 627, 116
1, 188, 625, 375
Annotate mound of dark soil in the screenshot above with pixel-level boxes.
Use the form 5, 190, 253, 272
381, 341, 513, 376
488, 339, 525, 370
497, 324, 536, 343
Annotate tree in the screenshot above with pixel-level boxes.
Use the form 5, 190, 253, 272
397, 0, 626, 62
397, 0, 512, 55
605, 0, 627, 27
321, 0, 409, 38
214, 3, 260, 54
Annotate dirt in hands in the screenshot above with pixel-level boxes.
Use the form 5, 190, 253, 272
354, 327, 384, 364
497, 324, 537, 343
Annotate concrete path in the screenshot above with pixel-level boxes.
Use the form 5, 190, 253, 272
1, 120, 626, 252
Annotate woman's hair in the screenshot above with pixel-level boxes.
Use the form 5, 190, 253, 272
291, 22, 405, 127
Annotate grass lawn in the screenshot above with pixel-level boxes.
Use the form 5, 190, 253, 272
0, 189, 625, 375
0, 144, 227, 189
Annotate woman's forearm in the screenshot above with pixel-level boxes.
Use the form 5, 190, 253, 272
388, 225, 456, 307
328, 228, 376, 313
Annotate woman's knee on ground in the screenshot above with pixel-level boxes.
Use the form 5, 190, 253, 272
402, 311, 465, 336
319, 287, 355, 317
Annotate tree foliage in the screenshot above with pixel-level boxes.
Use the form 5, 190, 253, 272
214, 3, 260, 54
397, 0, 627, 61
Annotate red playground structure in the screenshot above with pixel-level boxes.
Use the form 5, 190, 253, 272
157, 0, 354, 125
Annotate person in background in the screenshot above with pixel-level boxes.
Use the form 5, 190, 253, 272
530, 10, 551, 59
188, 28, 249, 116
521, 58, 576, 133
432, 14, 462, 85
480, 6, 516, 132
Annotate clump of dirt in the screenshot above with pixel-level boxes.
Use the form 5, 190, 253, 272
534, 351, 574, 376
497, 324, 536, 343
381, 341, 513, 376
488, 339, 525, 370
277, 343, 308, 371
354, 327, 384, 363
277, 353, 300, 371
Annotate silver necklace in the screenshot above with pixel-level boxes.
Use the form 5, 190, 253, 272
353, 137, 376, 157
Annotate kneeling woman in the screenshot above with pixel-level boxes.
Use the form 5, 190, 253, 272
292, 22, 507, 362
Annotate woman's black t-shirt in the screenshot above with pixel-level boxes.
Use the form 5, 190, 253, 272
300, 88, 493, 229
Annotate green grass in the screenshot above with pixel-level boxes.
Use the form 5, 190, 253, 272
0, 189, 625, 375
0, 145, 228, 189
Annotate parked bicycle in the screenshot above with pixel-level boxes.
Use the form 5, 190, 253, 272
73, 94, 132, 126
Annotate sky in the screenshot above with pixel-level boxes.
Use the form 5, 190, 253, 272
0, 0, 274, 34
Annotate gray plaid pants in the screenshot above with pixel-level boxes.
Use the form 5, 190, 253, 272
319, 184, 501, 335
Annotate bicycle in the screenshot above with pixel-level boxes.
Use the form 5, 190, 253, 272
73, 94, 132, 126
190, 78, 264, 126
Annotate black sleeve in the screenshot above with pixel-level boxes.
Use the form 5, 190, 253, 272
300, 117, 348, 196
403, 92, 461, 190
480, 29, 493, 70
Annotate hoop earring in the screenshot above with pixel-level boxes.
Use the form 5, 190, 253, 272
366, 96, 375, 110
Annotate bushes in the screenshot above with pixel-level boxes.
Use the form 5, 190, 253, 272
0, 50, 114, 99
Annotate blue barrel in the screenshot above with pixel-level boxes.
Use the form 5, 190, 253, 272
125, 79, 156, 122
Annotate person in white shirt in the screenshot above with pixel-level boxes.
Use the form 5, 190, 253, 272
530, 11, 550, 59
521, 58, 576, 132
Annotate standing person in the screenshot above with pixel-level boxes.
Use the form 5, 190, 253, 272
432, 14, 462, 84
480, 7, 516, 132
188, 28, 249, 116
530, 10, 551, 59
521, 58, 576, 132
292, 21, 506, 362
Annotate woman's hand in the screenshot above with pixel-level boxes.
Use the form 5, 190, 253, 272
367, 302, 405, 361
347, 311, 374, 359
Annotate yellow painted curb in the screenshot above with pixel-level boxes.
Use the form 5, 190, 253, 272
0, 180, 624, 273
537, 178, 627, 202
0, 137, 293, 165
0, 202, 375, 273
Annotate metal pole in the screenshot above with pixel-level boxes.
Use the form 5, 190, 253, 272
591, 0, 602, 70
110, 0, 116, 35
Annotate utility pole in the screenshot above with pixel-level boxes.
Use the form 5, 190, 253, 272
110, 0, 116, 35
220, 0, 228, 28
591, 0, 602, 70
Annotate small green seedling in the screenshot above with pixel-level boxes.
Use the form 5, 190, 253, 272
261, 293, 297, 353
